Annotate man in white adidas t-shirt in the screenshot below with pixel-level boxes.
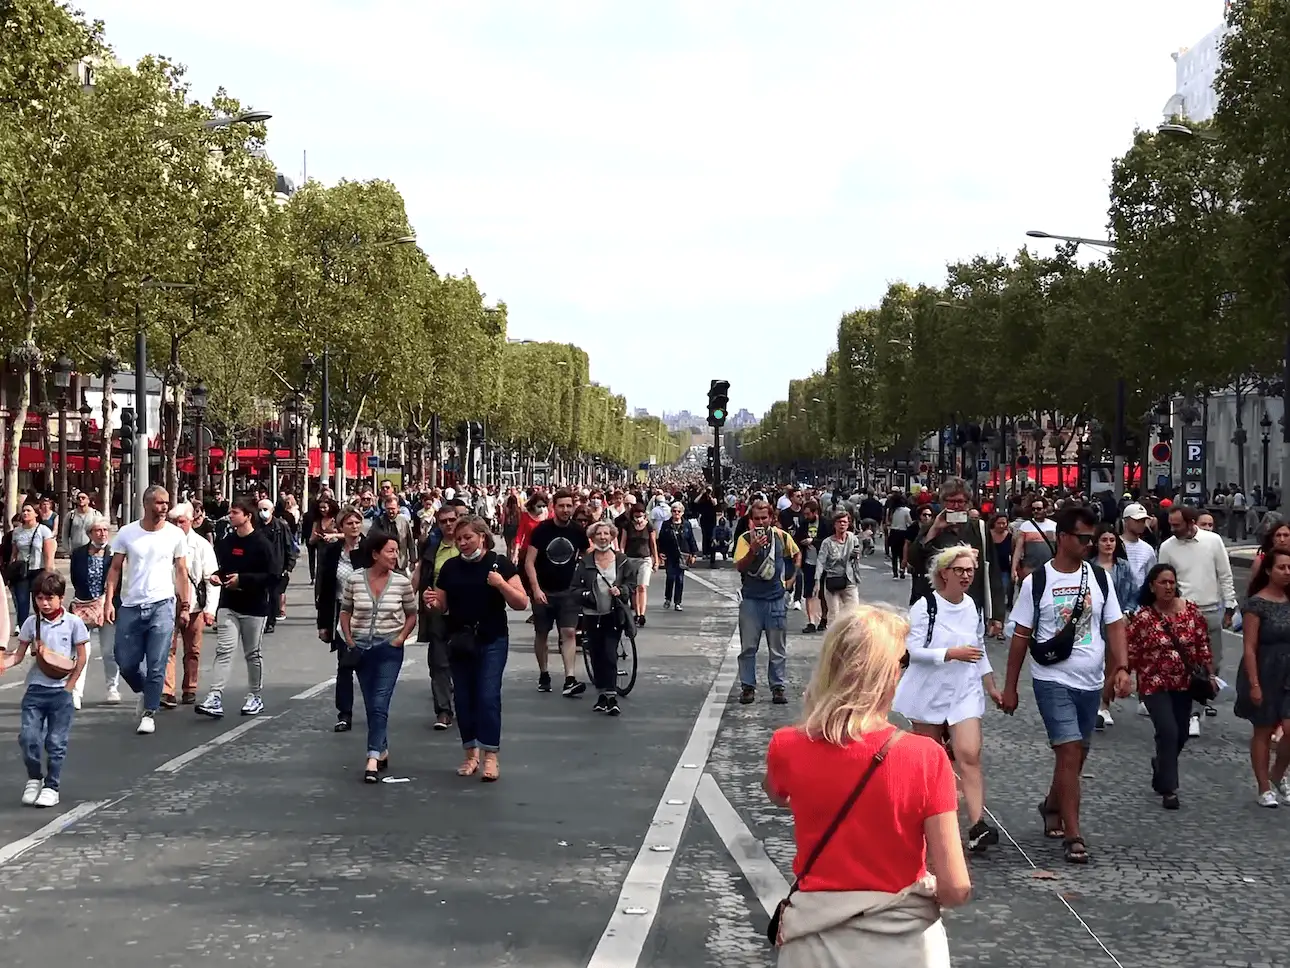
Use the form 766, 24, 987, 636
1001, 504, 1130, 864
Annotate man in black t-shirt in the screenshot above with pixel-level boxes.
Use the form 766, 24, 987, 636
523, 488, 588, 697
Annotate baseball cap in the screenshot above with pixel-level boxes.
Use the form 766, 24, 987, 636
1121, 502, 1149, 520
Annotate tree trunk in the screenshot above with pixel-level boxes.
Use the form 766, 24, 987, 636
98, 374, 115, 522
6, 366, 30, 523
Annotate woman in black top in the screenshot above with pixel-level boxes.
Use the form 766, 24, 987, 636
315, 509, 370, 731
426, 515, 527, 782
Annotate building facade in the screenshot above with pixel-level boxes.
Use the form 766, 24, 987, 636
1163, 21, 1227, 123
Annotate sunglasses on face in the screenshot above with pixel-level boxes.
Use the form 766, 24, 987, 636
1070, 533, 1096, 545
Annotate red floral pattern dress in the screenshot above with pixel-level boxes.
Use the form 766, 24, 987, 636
1127, 601, 1214, 696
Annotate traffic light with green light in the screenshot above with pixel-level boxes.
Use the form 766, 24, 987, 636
707, 379, 730, 428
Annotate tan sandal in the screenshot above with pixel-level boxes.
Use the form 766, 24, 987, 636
481, 752, 500, 782
457, 751, 480, 776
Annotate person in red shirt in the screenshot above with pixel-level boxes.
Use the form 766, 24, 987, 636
763, 605, 970, 958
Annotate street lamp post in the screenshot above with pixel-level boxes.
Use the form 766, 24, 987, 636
299, 352, 315, 508
53, 354, 71, 554
1262, 411, 1273, 499
78, 391, 92, 498
267, 432, 282, 504
136, 278, 196, 520
190, 378, 208, 507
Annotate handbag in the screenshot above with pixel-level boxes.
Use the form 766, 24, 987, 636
70, 597, 105, 629
1158, 613, 1217, 704
823, 574, 850, 593
766, 729, 903, 945
447, 625, 479, 660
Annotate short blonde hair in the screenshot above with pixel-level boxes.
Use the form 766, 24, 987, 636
800, 605, 908, 745
925, 543, 977, 593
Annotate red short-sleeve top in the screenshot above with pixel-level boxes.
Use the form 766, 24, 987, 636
766, 724, 957, 894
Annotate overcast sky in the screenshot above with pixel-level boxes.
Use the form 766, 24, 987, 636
87, 0, 1226, 418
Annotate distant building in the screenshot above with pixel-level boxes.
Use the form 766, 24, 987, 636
1163, 21, 1227, 123
727, 409, 758, 431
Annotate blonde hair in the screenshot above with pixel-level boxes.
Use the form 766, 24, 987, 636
800, 605, 908, 745
925, 543, 977, 593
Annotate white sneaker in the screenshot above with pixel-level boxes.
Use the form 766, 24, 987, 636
1277, 777, 1290, 804
1137, 701, 1150, 717
20, 779, 41, 806
136, 712, 156, 735
791, 600, 802, 611
1188, 714, 1201, 738
1258, 789, 1279, 808
72, 694, 81, 711
34, 787, 59, 808
1099, 708, 1115, 727
104, 686, 121, 704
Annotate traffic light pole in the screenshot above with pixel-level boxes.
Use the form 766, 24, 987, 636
710, 430, 721, 569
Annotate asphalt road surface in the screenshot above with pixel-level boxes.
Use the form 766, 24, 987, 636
0, 553, 1280, 967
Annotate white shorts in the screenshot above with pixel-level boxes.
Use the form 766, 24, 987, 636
630, 556, 654, 588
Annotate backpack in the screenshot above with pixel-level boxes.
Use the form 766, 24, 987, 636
922, 591, 984, 648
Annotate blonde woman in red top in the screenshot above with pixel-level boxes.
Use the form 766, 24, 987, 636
764, 605, 969, 966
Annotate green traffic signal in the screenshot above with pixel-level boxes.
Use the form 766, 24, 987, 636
713, 409, 725, 421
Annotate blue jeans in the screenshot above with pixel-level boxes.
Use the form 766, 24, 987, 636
19, 685, 75, 790
450, 635, 509, 751
355, 641, 403, 759
1033, 678, 1101, 748
738, 595, 788, 688
114, 599, 176, 713
11, 574, 33, 628
664, 560, 686, 605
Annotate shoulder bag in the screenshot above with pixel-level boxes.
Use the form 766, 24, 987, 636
6, 530, 30, 586
1028, 563, 1090, 666
767, 729, 904, 945
1158, 609, 1217, 704
823, 535, 855, 593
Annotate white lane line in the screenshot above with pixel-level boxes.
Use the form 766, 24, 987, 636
586, 629, 741, 968
685, 570, 739, 603
695, 773, 789, 918
0, 797, 122, 866
154, 716, 276, 774
291, 678, 336, 700
0, 680, 22, 692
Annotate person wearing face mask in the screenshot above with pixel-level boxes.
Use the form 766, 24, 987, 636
252, 500, 290, 634
657, 502, 699, 612
617, 503, 659, 626
426, 515, 528, 782
68, 514, 120, 707
572, 522, 635, 715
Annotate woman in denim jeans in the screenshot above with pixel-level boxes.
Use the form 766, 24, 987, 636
68, 515, 120, 707
339, 532, 417, 784
656, 502, 698, 611
427, 516, 528, 782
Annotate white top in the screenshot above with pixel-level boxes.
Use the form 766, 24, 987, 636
1157, 529, 1236, 610
776, 495, 792, 511
894, 592, 991, 726
114, 521, 187, 607
1009, 561, 1125, 692
649, 504, 670, 533
1018, 519, 1057, 537
181, 529, 221, 618
889, 506, 913, 531
1121, 535, 1157, 591
11, 524, 53, 570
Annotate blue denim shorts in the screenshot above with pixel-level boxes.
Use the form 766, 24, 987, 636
1032, 678, 1101, 747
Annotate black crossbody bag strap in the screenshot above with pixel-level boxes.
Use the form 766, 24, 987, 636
786, 729, 903, 896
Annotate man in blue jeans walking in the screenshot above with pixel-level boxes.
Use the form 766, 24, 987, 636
734, 499, 801, 706
104, 485, 191, 735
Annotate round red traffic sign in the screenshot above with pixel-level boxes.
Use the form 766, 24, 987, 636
1151, 441, 1172, 463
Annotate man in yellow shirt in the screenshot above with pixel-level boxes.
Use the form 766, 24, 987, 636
733, 499, 801, 706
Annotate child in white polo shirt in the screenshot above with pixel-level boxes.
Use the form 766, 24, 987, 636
0, 572, 89, 807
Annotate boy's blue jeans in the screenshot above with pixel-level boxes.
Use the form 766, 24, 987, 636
19, 685, 75, 790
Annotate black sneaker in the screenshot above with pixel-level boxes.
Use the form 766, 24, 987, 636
593, 693, 611, 713
334, 715, 352, 733
1204, 703, 1218, 718
562, 677, 587, 698
538, 672, 552, 693
967, 820, 999, 853
772, 687, 788, 705
605, 695, 621, 717
739, 685, 756, 704
636, 614, 646, 627
662, 600, 672, 610
1162, 793, 1181, 810
802, 623, 817, 634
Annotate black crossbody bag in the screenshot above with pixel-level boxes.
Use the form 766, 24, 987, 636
767, 729, 903, 945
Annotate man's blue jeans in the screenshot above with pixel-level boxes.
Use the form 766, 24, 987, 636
450, 635, 509, 751
114, 599, 176, 713
19, 685, 75, 790
737, 595, 788, 689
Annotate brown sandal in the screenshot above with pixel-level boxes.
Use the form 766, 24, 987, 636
457, 751, 481, 776
481, 752, 500, 783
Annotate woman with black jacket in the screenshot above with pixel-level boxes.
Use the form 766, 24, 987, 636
656, 501, 699, 611
315, 508, 369, 731
571, 521, 636, 715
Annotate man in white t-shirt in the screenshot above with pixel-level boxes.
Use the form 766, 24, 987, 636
1119, 503, 1158, 594
104, 485, 190, 736
1001, 504, 1130, 864
1011, 497, 1058, 583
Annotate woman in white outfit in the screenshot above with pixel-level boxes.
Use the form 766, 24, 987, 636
894, 543, 1002, 853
